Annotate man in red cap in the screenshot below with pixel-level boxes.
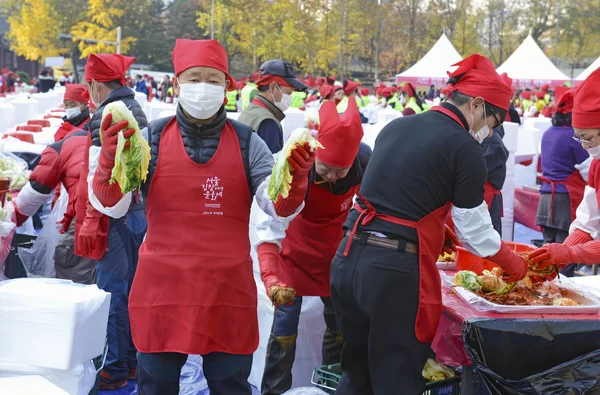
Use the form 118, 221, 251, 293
241, 71, 260, 110
331, 54, 528, 394
239, 60, 307, 153
530, 67, 600, 272
13, 85, 95, 285
77, 52, 148, 389
54, 84, 91, 141
255, 99, 371, 395
88, 39, 314, 394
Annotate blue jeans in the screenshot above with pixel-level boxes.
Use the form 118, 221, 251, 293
96, 218, 133, 381
137, 352, 252, 395
125, 208, 147, 370
261, 296, 342, 395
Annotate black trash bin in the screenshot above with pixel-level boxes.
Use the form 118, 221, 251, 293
4, 233, 36, 279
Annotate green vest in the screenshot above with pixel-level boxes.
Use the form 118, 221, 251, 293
225, 90, 238, 111
238, 95, 285, 134
336, 96, 349, 112
291, 91, 307, 108
406, 97, 428, 114
241, 83, 258, 110
522, 99, 532, 112
387, 95, 401, 111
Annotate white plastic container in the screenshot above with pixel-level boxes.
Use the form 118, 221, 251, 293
0, 360, 96, 395
0, 279, 110, 370
0, 375, 69, 394
10, 97, 38, 125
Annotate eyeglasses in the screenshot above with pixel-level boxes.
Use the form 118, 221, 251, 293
490, 111, 502, 130
572, 133, 600, 147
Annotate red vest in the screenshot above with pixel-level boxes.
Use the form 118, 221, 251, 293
129, 118, 258, 355
280, 181, 359, 296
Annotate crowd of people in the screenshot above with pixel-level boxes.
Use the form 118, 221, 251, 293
6, 35, 600, 395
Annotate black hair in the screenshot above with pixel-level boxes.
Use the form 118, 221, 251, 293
448, 89, 507, 122
136, 74, 142, 79
552, 112, 572, 127
258, 85, 270, 92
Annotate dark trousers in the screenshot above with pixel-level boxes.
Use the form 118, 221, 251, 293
542, 226, 577, 277
137, 352, 252, 395
330, 236, 432, 395
126, 209, 147, 370
261, 296, 343, 395
96, 218, 133, 381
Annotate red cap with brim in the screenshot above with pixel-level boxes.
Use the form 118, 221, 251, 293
521, 91, 532, 100
317, 99, 364, 168
573, 67, 600, 128
172, 39, 235, 91
381, 88, 392, 97
447, 54, 512, 110
85, 54, 135, 85
401, 83, 415, 97
319, 85, 335, 100
64, 84, 88, 103
361, 88, 370, 96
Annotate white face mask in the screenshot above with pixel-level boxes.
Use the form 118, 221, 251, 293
587, 145, 600, 159
440, 94, 446, 99
469, 101, 489, 144
90, 81, 101, 108
178, 81, 225, 120
400, 95, 407, 105
273, 85, 292, 113
65, 107, 82, 120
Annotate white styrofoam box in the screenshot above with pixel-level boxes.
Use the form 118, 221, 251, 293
0, 360, 96, 395
501, 216, 514, 241
10, 98, 39, 125
361, 121, 388, 150
0, 137, 46, 155
377, 107, 401, 124
283, 388, 329, 395
227, 112, 241, 121
0, 102, 16, 132
502, 178, 516, 212
502, 122, 518, 153
134, 91, 147, 110
0, 279, 110, 370
515, 163, 537, 187
0, 375, 69, 394
145, 101, 176, 122
282, 108, 305, 142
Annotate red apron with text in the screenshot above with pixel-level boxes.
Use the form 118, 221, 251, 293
280, 182, 359, 296
129, 118, 258, 355
539, 172, 586, 223
343, 195, 451, 343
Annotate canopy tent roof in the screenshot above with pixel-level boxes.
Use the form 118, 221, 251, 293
395, 34, 462, 86
576, 57, 600, 81
496, 35, 569, 88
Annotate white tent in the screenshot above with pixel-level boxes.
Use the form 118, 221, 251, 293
395, 34, 462, 86
576, 57, 600, 81
496, 35, 569, 87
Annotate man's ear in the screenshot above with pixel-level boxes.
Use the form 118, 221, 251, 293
173, 77, 180, 97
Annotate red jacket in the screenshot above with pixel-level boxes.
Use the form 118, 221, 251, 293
25, 129, 88, 226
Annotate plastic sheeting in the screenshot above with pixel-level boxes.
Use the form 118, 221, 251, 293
463, 318, 600, 394
18, 186, 68, 278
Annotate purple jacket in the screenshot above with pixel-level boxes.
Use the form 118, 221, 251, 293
540, 125, 589, 193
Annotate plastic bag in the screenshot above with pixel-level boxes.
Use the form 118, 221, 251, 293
283, 387, 329, 395
18, 186, 68, 278
0, 202, 16, 281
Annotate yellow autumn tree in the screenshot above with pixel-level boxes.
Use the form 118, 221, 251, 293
6, 0, 68, 62
71, 0, 135, 58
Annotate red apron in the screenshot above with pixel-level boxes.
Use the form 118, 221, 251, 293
343, 194, 451, 343
280, 182, 359, 296
129, 118, 258, 355
484, 181, 503, 215
539, 172, 586, 222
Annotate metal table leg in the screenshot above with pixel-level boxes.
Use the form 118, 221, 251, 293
461, 365, 473, 395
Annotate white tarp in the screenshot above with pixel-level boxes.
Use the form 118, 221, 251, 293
496, 35, 569, 87
395, 34, 462, 86
576, 57, 600, 81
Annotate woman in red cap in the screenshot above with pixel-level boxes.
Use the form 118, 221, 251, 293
77, 53, 148, 389
400, 82, 429, 114
530, 68, 600, 273
88, 39, 314, 395
54, 84, 91, 141
255, 99, 371, 395
330, 54, 528, 394
535, 88, 589, 276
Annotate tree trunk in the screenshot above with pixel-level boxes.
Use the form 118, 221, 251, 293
71, 46, 81, 84
338, 0, 345, 80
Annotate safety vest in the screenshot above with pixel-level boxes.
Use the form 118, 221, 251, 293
406, 97, 428, 114
336, 96, 349, 112
291, 91, 307, 108
225, 90, 238, 111
241, 83, 258, 110
387, 95, 401, 111
522, 99, 532, 112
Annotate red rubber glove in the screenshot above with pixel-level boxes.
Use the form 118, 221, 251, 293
77, 217, 99, 257
92, 113, 135, 207
442, 224, 461, 255
486, 242, 528, 283
529, 235, 600, 268
13, 202, 29, 227
56, 213, 74, 234
257, 243, 295, 305
274, 142, 315, 218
